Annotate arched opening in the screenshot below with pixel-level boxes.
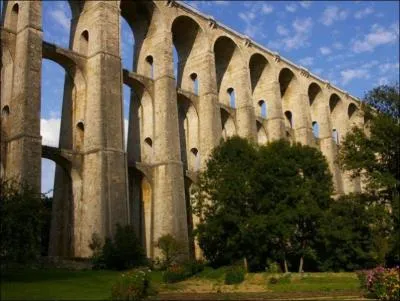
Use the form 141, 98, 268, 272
279, 68, 296, 98
42, 1, 72, 48
143, 137, 153, 162
76, 121, 84, 151
227, 87, 236, 108
256, 121, 268, 144
258, 100, 267, 118
145, 55, 154, 79
348, 103, 358, 119
79, 30, 89, 56
178, 94, 199, 171
329, 93, 346, 144
128, 168, 152, 257
2, 105, 10, 117
332, 129, 339, 144
120, 0, 156, 74
284, 111, 293, 129
220, 108, 236, 140
10, 3, 19, 31
171, 15, 204, 91
214, 36, 242, 107
312, 121, 319, 138
190, 73, 199, 95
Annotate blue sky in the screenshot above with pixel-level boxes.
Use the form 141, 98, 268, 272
2, 1, 398, 194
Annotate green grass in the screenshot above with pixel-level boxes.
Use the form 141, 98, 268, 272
265, 272, 360, 292
1, 267, 362, 300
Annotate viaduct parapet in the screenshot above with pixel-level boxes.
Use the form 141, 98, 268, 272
1, 0, 364, 258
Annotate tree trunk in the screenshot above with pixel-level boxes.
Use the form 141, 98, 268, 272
298, 256, 304, 273
243, 257, 248, 272
284, 258, 289, 273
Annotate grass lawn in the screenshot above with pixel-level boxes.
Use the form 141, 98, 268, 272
1, 267, 364, 300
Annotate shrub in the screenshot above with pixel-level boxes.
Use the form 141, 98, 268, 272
89, 224, 146, 270
268, 274, 291, 285
162, 260, 204, 283
268, 277, 278, 284
265, 261, 281, 273
357, 266, 400, 301
0, 180, 47, 263
162, 264, 188, 283
156, 234, 186, 269
224, 266, 245, 285
111, 268, 156, 300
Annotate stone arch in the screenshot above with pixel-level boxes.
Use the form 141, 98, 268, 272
258, 100, 267, 118
178, 94, 199, 171
279, 68, 301, 134
172, 15, 205, 91
128, 167, 153, 258
308, 82, 327, 139
127, 87, 154, 164
214, 35, 244, 106
329, 93, 346, 144
256, 121, 268, 144
41, 48, 87, 150
249, 53, 273, 114
284, 110, 293, 129
220, 108, 236, 140
120, 0, 162, 74
79, 30, 89, 56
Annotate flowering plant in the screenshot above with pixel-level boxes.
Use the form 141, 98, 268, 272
111, 268, 156, 300
357, 266, 399, 301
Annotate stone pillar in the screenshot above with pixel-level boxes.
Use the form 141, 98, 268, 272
265, 80, 285, 141
151, 30, 188, 257
2, 1, 42, 193
198, 51, 221, 167
236, 67, 257, 140
293, 93, 314, 145
318, 101, 343, 194
75, 2, 128, 257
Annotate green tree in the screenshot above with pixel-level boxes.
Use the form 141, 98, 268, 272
0, 180, 47, 263
193, 138, 333, 272
338, 83, 400, 266
317, 194, 391, 271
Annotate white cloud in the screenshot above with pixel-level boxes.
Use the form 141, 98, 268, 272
49, 9, 70, 31
300, 1, 312, 9
261, 4, 273, 14
269, 18, 313, 51
313, 68, 323, 75
299, 57, 314, 66
237, 7, 267, 39
320, 6, 348, 26
277, 25, 289, 36
340, 69, 370, 85
333, 42, 344, 50
239, 11, 256, 22
354, 7, 374, 19
379, 62, 400, 74
41, 118, 61, 147
320, 46, 332, 55
285, 4, 297, 13
352, 23, 399, 53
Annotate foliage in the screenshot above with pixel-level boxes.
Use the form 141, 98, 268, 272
224, 266, 245, 285
317, 194, 391, 271
265, 261, 281, 273
90, 224, 146, 270
193, 137, 333, 272
155, 234, 186, 269
162, 260, 204, 283
0, 179, 47, 263
110, 268, 156, 301
338, 83, 400, 267
269, 274, 292, 285
357, 266, 400, 301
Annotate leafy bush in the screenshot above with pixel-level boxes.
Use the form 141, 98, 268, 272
265, 261, 281, 273
224, 266, 245, 285
111, 268, 156, 300
89, 224, 146, 270
0, 180, 47, 263
357, 266, 400, 301
156, 234, 186, 269
268, 277, 278, 284
162, 260, 204, 283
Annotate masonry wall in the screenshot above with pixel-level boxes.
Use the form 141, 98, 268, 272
1, 0, 364, 258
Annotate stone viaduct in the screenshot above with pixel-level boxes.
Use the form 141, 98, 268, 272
1, 0, 365, 259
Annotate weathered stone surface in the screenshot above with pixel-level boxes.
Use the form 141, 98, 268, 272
1, 0, 363, 259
